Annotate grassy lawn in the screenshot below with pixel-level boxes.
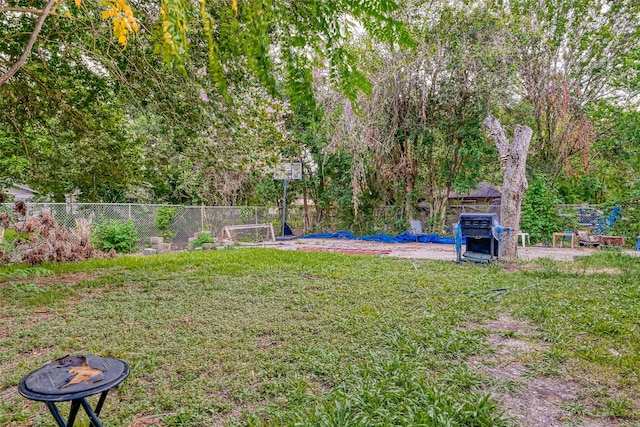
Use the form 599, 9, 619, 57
1, 248, 639, 426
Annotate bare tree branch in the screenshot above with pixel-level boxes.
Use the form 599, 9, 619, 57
483, 114, 510, 159
0, 7, 58, 15
0, 0, 57, 85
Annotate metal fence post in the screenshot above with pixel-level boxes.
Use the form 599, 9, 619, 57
201, 205, 205, 230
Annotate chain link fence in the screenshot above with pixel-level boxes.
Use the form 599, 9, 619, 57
1, 203, 309, 250
3, 202, 614, 250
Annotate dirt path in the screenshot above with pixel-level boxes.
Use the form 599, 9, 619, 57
467, 315, 622, 427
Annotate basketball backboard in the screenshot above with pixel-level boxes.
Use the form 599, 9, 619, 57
273, 162, 302, 180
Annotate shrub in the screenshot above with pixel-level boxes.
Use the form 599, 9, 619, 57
188, 231, 213, 249
92, 220, 139, 253
521, 176, 570, 243
155, 206, 178, 242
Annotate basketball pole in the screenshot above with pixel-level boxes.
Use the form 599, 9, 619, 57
281, 178, 289, 237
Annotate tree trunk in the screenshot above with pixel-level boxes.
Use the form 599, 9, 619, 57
483, 115, 532, 261
302, 186, 311, 233
427, 189, 448, 233
405, 173, 415, 221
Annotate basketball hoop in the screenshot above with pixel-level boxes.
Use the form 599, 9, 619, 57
273, 162, 302, 181
274, 162, 302, 239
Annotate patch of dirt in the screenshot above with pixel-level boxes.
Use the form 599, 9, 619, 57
250, 238, 619, 262
0, 386, 18, 401
129, 413, 167, 427
0, 271, 101, 287
0, 310, 53, 341
257, 333, 283, 350
468, 315, 623, 427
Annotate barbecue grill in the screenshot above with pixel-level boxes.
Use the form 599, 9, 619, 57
458, 213, 500, 263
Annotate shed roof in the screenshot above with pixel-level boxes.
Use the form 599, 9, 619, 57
449, 183, 501, 199
5, 184, 37, 201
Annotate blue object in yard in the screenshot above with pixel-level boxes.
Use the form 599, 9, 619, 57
300, 230, 463, 245
597, 206, 620, 235
459, 213, 502, 262
455, 222, 462, 263
635, 237, 640, 252
301, 231, 358, 240
359, 234, 397, 243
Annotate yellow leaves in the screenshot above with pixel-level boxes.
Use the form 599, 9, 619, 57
101, 0, 140, 47
74, 0, 82, 7
102, 8, 115, 19
231, 0, 238, 16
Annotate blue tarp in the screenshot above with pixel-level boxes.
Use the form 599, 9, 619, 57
300, 230, 464, 245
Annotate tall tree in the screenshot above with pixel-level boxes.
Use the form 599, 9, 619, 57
1, 0, 412, 99
504, 0, 640, 183
484, 115, 532, 260
327, 5, 513, 231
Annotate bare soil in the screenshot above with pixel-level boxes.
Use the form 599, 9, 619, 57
467, 315, 623, 427
250, 238, 625, 262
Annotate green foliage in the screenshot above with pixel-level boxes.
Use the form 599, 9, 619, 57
92, 220, 139, 253
188, 231, 213, 249
521, 176, 568, 243
0, 267, 54, 280
2, 229, 30, 244
155, 206, 178, 241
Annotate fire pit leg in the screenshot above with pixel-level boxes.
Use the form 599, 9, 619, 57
80, 397, 105, 427
44, 397, 105, 427
46, 402, 67, 427
93, 390, 109, 418
66, 400, 82, 426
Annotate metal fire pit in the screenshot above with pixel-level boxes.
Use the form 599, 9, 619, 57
18, 355, 129, 427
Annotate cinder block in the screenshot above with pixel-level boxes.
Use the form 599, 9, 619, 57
202, 243, 215, 250
150, 237, 163, 248
157, 242, 172, 252
143, 248, 157, 256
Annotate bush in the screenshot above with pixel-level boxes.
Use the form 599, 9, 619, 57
521, 176, 569, 243
92, 220, 139, 253
188, 231, 213, 249
155, 206, 178, 241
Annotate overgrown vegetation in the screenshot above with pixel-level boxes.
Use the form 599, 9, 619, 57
520, 176, 568, 243
188, 231, 213, 249
0, 202, 111, 265
92, 219, 139, 253
1, 250, 639, 426
154, 206, 178, 242
3, 1, 640, 236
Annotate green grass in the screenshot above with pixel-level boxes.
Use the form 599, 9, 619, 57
1, 249, 640, 426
